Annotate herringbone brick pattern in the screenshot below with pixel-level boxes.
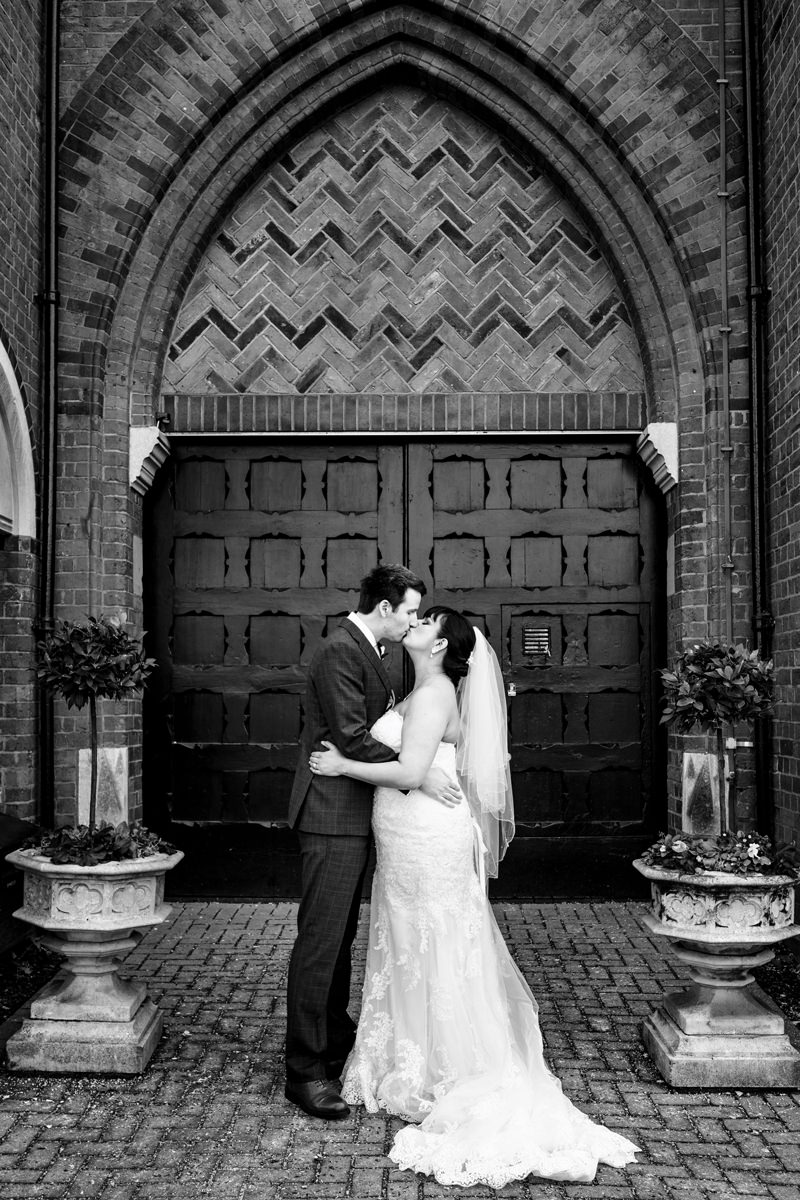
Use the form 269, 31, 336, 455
165, 87, 644, 396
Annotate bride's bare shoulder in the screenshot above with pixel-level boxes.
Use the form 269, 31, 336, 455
403, 676, 456, 715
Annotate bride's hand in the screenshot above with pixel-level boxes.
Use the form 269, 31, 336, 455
419, 765, 462, 808
309, 740, 346, 777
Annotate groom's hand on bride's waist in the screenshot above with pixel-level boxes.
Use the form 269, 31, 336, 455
419, 767, 461, 808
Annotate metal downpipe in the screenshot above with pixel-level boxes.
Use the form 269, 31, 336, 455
36, 0, 60, 827
717, 0, 735, 645
741, 0, 774, 832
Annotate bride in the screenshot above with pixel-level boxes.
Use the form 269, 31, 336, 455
308, 606, 640, 1187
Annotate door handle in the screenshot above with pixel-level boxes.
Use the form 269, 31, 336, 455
507, 682, 517, 698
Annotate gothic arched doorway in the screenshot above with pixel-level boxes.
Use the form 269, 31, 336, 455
143, 81, 667, 896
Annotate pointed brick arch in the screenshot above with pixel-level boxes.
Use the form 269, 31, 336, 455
164, 84, 646, 397
102, 55, 706, 433
51, 0, 749, 827
58, 0, 719, 428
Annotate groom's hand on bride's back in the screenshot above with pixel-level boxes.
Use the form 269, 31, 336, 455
419, 766, 461, 808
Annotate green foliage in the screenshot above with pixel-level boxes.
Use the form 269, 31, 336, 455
37, 616, 155, 709
24, 821, 175, 867
659, 642, 774, 734
640, 831, 800, 879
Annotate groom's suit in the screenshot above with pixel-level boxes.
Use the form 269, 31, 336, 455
285, 619, 399, 1085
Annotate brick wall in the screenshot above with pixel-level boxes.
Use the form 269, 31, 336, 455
41, 0, 754, 826
660, 1, 743, 90
0, 0, 43, 823
0, 540, 38, 820
762, 0, 800, 846
0, 1, 42, 404
59, 0, 737, 415
60, 0, 156, 110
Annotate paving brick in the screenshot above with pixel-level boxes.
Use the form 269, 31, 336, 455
1, 901, 799, 1200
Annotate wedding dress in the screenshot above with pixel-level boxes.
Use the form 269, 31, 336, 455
341, 709, 640, 1187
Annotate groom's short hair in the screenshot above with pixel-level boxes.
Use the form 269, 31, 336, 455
357, 564, 426, 613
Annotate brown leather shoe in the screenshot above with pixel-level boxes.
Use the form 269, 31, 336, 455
285, 1078, 350, 1120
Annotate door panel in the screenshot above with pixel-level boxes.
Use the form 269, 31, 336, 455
502, 603, 650, 833
146, 443, 405, 824
406, 441, 659, 837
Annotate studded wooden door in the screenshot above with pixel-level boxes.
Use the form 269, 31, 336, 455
145, 442, 405, 824
407, 441, 662, 839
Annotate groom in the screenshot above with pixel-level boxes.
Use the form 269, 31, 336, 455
285, 563, 459, 1120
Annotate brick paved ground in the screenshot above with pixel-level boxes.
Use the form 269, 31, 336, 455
1, 901, 799, 1200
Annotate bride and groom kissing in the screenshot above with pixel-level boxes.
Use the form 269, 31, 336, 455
285, 563, 640, 1187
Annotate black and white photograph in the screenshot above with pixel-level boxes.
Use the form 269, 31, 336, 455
0, 2, 798, 1198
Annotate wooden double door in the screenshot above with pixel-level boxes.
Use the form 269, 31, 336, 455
145, 439, 663, 848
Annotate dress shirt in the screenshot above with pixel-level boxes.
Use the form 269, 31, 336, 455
347, 611, 381, 657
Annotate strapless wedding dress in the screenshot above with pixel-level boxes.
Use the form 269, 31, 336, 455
341, 709, 640, 1187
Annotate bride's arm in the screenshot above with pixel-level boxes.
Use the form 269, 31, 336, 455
310, 687, 449, 789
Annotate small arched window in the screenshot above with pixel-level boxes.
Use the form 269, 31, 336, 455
0, 338, 36, 538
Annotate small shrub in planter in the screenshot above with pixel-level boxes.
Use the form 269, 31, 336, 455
659, 641, 774, 837
32, 616, 173, 862
634, 643, 800, 1088
5, 618, 181, 1074
28, 820, 173, 867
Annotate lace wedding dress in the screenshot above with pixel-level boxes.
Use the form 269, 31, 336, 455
341, 710, 640, 1187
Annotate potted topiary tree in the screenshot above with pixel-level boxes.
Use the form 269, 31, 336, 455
633, 641, 800, 1088
4, 616, 183, 1075
661, 641, 774, 835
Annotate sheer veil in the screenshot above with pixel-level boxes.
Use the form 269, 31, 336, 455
455, 628, 515, 879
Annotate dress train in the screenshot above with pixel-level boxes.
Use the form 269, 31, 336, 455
342, 711, 640, 1187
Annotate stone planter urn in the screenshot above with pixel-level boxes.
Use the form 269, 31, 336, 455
4, 847, 183, 1075
634, 858, 800, 1088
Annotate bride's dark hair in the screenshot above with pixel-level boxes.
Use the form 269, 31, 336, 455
424, 606, 477, 686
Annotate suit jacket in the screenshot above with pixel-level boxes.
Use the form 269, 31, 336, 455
287, 619, 398, 835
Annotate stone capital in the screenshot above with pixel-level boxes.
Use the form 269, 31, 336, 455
637, 421, 678, 493
129, 426, 170, 497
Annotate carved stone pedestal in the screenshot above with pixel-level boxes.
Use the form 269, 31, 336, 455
4, 849, 182, 1074
634, 861, 800, 1088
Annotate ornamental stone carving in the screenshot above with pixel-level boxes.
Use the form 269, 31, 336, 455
770, 893, 793, 924
636, 422, 678, 494
23, 873, 52, 917
715, 893, 769, 929
658, 889, 714, 927
56, 882, 105, 919
130, 426, 170, 497
5, 849, 183, 932
653, 880, 795, 933
3, 848, 184, 1075
111, 882, 153, 916
633, 858, 800, 1089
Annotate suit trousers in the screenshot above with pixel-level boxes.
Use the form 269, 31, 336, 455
285, 830, 371, 1084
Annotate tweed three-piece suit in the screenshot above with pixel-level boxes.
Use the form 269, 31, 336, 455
285, 618, 398, 1084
